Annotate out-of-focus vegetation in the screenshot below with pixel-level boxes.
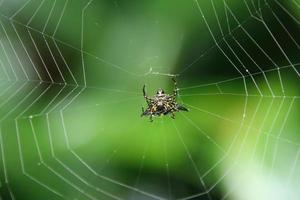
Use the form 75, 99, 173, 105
0, 0, 300, 199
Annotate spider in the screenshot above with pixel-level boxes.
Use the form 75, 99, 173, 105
141, 78, 188, 122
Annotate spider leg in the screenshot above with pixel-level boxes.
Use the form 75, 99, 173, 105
171, 112, 175, 119
141, 107, 152, 117
172, 78, 178, 98
143, 84, 151, 105
177, 104, 189, 112
149, 115, 153, 122
143, 84, 147, 97
141, 107, 145, 117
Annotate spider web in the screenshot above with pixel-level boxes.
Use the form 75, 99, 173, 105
0, 0, 299, 199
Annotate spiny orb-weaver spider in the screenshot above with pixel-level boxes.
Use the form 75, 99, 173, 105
141, 78, 188, 122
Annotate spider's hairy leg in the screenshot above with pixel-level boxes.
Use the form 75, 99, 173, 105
141, 107, 145, 117
177, 104, 189, 112
149, 115, 153, 122
171, 112, 175, 119
172, 78, 178, 97
143, 84, 151, 105
141, 107, 151, 117
143, 84, 147, 98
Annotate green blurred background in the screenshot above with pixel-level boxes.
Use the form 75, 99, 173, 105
0, 0, 300, 199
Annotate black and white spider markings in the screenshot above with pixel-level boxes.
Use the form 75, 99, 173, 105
141, 78, 188, 122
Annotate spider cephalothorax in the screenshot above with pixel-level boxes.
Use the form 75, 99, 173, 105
141, 78, 188, 122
